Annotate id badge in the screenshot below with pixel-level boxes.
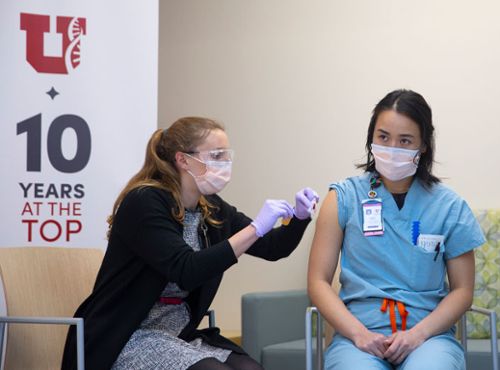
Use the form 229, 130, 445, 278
362, 198, 384, 236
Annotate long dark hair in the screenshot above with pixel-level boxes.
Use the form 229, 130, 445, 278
357, 89, 440, 189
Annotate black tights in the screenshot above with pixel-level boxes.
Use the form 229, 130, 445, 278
187, 353, 264, 370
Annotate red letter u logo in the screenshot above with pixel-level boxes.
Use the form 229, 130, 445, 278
20, 13, 86, 74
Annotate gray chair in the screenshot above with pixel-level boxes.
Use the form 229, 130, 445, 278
306, 306, 499, 370
241, 289, 318, 370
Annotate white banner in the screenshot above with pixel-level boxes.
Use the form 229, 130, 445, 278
0, 1, 158, 250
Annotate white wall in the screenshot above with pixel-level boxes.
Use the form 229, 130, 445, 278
159, 0, 500, 331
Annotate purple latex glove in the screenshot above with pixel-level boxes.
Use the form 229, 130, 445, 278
294, 188, 320, 220
251, 200, 294, 237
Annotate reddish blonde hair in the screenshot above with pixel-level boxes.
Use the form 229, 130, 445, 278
107, 117, 225, 238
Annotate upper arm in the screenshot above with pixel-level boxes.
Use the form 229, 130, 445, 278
446, 250, 475, 293
308, 189, 344, 286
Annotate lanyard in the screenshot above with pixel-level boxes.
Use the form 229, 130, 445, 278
368, 175, 382, 198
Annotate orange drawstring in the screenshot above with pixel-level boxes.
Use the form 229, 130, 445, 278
380, 299, 409, 334
396, 301, 408, 331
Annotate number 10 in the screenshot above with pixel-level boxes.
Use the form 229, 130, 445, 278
17, 114, 91, 173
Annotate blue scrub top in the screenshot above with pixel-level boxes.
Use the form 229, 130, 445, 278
330, 173, 486, 332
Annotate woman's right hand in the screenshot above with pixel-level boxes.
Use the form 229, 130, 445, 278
251, 200, 294, 237
352, 329, 389, 359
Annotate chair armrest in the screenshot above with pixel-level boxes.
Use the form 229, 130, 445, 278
205, 310, 215, 328
241, 289, 310, 363
305, 307, 324, 370
460, 306, 498, 370
0, 316, 85, 370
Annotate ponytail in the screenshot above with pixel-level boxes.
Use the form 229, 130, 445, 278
107, 117, 226, 239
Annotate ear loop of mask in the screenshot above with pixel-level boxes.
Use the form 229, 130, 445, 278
184, 153, 208, 177
413, 143, 426, 165
413, 152, 420, 166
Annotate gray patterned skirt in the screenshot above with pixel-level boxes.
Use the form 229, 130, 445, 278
111, 208, 231, 370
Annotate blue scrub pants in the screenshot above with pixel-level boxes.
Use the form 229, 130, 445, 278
324, 332, 465, 370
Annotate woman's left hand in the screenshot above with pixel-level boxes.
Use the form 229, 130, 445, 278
383, 329, 426, 365
294, 188, 319, 219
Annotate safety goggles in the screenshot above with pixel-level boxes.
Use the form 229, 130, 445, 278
184, 149, 234, 163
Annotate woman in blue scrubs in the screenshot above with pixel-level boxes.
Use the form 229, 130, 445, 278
308, 89, 485, 370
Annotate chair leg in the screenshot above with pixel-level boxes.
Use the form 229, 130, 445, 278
489, 311, 498, 370
306, 307, 324, 370
305, 307, 314, 370
76, 319, 85, 370
0, 322, 5, 366
460, 313, 467, 370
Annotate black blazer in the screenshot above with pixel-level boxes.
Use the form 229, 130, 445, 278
61, 186, 310, 370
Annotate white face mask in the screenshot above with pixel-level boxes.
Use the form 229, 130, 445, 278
186, 155, 232, 195
371, 143, 420, 181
